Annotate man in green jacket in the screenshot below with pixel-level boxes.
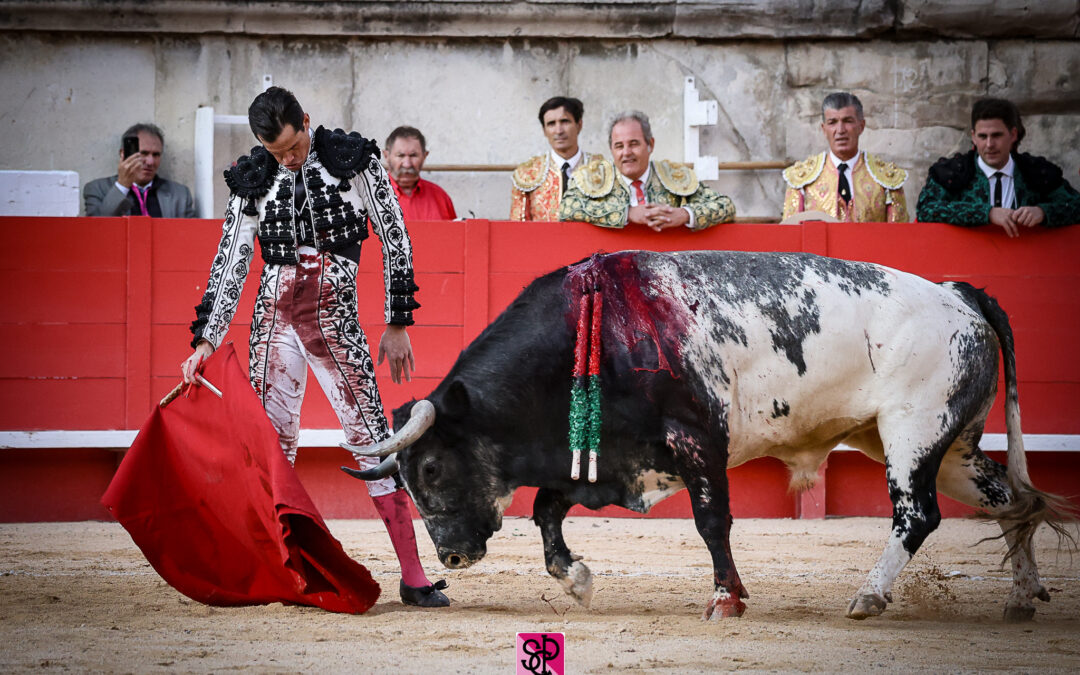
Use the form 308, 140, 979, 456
916, 98, 1080, 237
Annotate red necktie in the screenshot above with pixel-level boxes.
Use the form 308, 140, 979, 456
631, 180, 645, 204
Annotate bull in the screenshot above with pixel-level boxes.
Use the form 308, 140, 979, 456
344, 250, 1072, 621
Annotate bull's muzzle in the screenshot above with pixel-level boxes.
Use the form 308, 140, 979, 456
438, 547, 481, 569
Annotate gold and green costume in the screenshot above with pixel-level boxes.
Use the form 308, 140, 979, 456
558, 157, 735, 230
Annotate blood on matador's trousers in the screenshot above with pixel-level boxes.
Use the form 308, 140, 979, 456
247, 248, 396, 497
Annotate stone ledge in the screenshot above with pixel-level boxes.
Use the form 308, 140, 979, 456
898, 0, 1080, 39
3, 0, 1076, 39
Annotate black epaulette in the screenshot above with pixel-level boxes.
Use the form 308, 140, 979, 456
313, 126, 380, 191
1014, 152, 1064, 196
927, 150, 977, 196
224, 146, 279, 215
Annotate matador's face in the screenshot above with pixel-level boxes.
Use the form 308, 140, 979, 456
259, 113, 311, 172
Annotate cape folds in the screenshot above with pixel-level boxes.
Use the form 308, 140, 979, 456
101, 343, 381, 614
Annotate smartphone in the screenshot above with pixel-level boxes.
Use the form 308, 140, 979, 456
123, 136, 140, 158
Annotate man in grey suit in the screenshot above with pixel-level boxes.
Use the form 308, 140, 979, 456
84, 123, 196, 218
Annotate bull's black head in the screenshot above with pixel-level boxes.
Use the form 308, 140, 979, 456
393, 380, 509, 570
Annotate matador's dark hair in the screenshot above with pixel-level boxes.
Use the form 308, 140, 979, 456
248, 86, 305, 142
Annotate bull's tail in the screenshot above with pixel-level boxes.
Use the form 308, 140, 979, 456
952, 283, 1077, 558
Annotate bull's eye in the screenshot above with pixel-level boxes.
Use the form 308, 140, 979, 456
421, 457, 439, 481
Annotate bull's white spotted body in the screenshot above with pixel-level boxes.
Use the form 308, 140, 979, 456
631, 469, 686, 512
662, 254, 984, 474
373, 250, 1071, 623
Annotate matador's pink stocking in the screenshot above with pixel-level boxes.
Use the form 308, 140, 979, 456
371, 489, 430, 588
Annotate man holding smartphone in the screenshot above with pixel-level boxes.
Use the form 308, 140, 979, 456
83, 123, 196, 218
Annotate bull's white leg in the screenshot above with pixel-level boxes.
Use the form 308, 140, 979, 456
1000, 520, 1049, 622
848, 416, 947, 620
936, 445, 1049, 622
847, 536, 908, 618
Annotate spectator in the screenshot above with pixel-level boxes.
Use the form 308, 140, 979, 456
558, 111, 734, 231
917, 98, 1080, 236
510, 96, 601, 221
782, 92, 909, 224
84, 123, 196, 218
385, 126, 456, 220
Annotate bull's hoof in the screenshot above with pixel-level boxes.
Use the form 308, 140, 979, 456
1004, 604, 1036, 623
703, 594, 746, 620
557, 561, 594, 608
846, 593, 887, 620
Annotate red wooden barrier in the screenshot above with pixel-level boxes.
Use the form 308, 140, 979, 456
1, 217, 1077, 522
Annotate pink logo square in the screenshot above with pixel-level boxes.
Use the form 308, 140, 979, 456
516, 632, 564, 675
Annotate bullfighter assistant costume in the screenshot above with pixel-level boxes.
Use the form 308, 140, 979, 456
189, 126, 447, 606
510, 150, 602, 221
782, 151, 909, 223
916, 150, 1080, 228
557, 156, 735, 229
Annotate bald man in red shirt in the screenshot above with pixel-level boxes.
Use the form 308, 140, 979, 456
385, 126, 457, 221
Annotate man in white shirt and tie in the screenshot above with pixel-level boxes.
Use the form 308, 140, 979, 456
781, 92, 909, 223
917, 98, 1080, 235
558, 111, 735, 230
510, 97, 601, 221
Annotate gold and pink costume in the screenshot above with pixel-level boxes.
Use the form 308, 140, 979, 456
510, 152, 600, 221
782, 151, 909, 223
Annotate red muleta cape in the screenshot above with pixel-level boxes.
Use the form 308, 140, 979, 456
101, 343, 380, 613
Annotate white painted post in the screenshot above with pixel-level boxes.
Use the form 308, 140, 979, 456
194, 106, 215, 219
683, 76, 719, 181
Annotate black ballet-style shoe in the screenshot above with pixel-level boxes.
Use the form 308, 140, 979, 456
399, 579, 450, 607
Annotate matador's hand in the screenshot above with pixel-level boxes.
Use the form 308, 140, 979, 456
181, 340, 214, 384
378, 325, 415, 384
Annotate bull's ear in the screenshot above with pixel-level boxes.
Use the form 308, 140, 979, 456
442, 379, 471, 419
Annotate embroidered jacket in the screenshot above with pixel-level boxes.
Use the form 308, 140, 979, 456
782, 151, 909, 223
510, 152, 602, 221
190, 126, 419, 349
916, 149, 1080, 228
557, 157, 735, 229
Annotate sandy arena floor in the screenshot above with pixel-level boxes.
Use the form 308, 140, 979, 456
1, 516, 1078, 673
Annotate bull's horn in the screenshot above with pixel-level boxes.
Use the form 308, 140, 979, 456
341, 399, 435, 458
341, 453, 399, 481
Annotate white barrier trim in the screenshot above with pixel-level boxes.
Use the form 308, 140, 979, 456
1, 431, 1078, 452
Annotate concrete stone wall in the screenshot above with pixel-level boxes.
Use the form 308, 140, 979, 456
1, 1, 1077, 221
